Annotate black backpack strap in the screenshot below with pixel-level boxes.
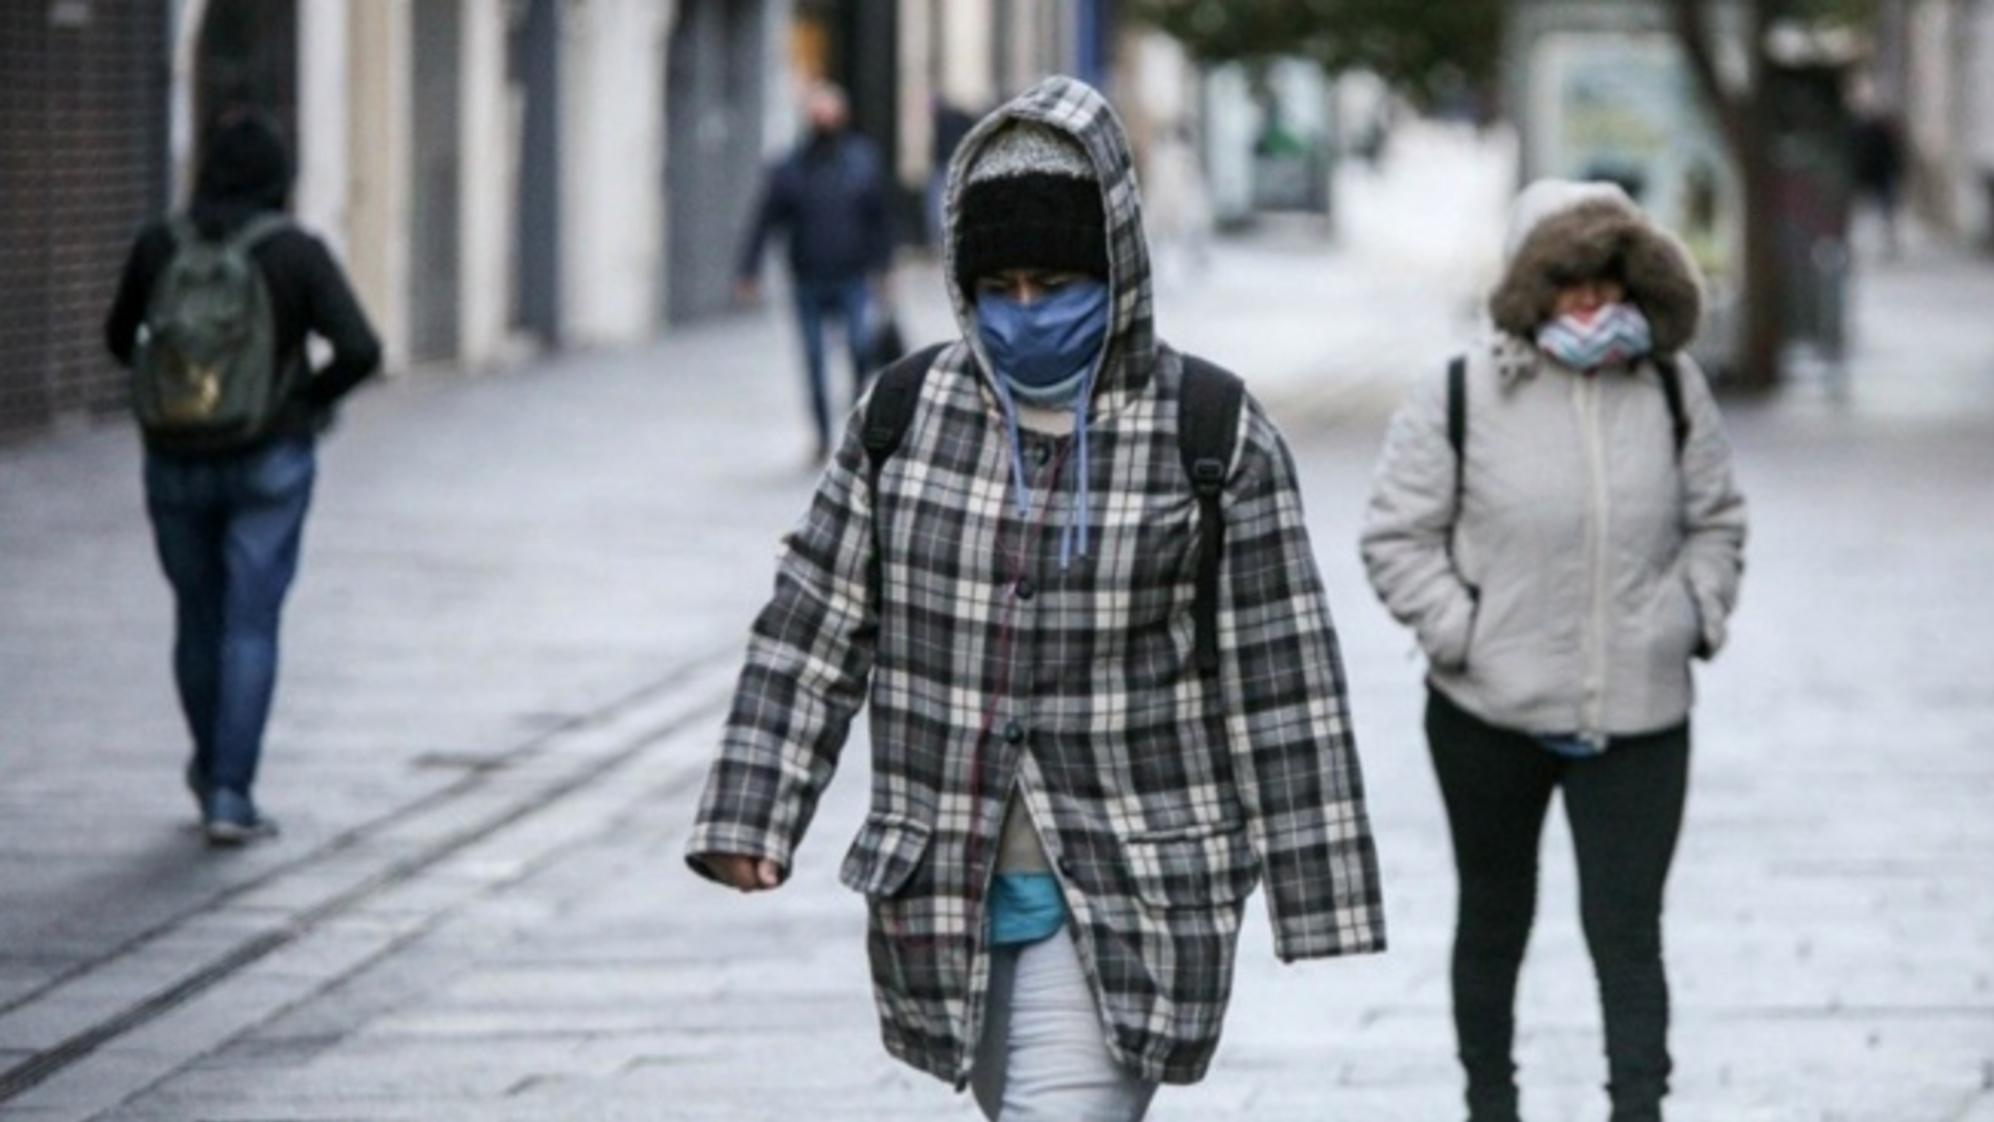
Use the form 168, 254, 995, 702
860, 341, 946, 605
861, 342, 947, 493
1447, 354, 1468, 503
1653, 354, 1690, 459
1177, 353, 1247, 676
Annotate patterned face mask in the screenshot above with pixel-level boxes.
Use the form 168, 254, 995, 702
1536, 301, 1654, 372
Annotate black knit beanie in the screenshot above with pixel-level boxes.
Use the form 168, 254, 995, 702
954, 122, 1108, 295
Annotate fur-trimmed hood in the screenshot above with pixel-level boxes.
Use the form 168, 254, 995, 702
1488, 179, 1703, 354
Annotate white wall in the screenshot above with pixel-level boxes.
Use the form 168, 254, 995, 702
938, 0, 997, 109
167, 0, 210, 205
458, 0, 515, 368
897, 0, 934, 184
1960, 0, 1994, 238
344, 0, 412, 370
294, 0, 350, 250
560, 0, 674, 345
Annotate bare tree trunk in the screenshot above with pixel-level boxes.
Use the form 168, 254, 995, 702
1670, 0, 1784, 391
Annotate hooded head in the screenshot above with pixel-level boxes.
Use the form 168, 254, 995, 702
943, 76, 1155, 406
1488, 179, 1703, 355
952, 121, 1108, 298
940, 77, 1153, 572
193, 108, 292, 215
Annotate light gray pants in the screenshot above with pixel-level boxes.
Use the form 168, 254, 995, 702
971, 930, 1159, 1121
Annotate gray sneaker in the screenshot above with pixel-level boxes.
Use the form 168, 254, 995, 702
203, 788, 279, 846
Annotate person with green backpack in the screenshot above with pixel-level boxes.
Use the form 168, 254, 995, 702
104, 108, 380, 845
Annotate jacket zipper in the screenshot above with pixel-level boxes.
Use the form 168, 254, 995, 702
1577, 375, 1611, 735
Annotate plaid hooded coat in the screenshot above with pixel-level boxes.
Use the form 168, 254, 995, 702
686, 77, 1386, 1088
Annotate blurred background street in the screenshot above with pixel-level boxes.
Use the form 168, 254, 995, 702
3, 1, 1993, 1120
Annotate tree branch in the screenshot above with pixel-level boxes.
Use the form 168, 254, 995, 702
1668, 0, 1752, 158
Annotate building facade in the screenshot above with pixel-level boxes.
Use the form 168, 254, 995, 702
0, 0, 170, 438
0, 0, 1160, 441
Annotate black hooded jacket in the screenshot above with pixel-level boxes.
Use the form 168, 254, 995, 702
105, 112, 381, 450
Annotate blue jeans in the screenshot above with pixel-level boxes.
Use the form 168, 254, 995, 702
792, 276, 874, 450
144, 437, 316, 799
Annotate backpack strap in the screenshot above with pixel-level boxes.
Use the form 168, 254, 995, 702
1177, 353, 1246, 676
861, 342, 947, 493
861, 341, 948, 603
226, 213, 291, 254
166, 216, 200, 251
1446, 354, 1468, 501
1653, 354, 1690, 459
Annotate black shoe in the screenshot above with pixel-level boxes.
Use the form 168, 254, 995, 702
203, 788, 279, 846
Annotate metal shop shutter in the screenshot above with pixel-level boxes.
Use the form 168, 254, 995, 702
0, 1, 168, 439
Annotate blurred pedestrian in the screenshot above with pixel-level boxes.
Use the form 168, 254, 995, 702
104, 107, 381, 845
736, 82, 893, 463
1850, 106, 1905, 260
1361, 180, 1747, 1122
688, 76, 1385, 1120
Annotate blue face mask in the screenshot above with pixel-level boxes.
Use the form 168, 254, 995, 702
975, 279, 1111, 401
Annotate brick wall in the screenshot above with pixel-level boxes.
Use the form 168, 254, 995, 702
0, 1, 169, 439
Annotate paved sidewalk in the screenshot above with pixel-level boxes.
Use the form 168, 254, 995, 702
2, 239, 1990, 1120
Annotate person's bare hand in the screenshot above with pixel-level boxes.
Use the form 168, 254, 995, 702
705, 853, 783, 893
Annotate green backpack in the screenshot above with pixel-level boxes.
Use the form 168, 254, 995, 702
133, 214, 291, 450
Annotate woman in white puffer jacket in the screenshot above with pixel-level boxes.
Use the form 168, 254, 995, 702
1361, 180, 1746, 1122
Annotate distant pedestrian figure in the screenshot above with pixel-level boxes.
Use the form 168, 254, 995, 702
1362, 180, 1747, 1122
1850, 108, 1906, 260
736, 83, 894, 462
105, 108, 381, 845
689, 77, 1385, 1119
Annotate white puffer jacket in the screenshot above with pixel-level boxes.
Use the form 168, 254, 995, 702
1360, 181, 1747, 738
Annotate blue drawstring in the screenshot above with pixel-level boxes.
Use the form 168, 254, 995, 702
989, 375, 1036, 522
989, 355, 1103, 572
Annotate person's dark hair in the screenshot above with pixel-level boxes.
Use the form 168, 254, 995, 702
194, 106, 292, 211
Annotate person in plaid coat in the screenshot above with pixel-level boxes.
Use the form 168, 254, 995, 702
686, 76, 1386, 1117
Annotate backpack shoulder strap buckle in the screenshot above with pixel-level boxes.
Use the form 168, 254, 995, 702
1189, 457, 1227, 493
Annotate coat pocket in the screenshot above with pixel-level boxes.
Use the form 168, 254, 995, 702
1123, 826, 1262, 910
1642, 567, 1701, 663
838, 814, 933, 899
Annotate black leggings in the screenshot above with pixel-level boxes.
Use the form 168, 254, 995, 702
1426, 689, 1689, 1122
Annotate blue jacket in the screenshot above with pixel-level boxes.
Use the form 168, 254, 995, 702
737, 131, 893, 285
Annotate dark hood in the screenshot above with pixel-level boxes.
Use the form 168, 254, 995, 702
191, 111, 292, 231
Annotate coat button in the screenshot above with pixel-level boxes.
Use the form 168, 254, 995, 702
1015, 578, 1035, 601
1003, 720, 1027, 745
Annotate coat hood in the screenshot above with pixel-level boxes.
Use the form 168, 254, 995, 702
192, 110, 292, 223
942, 76, 1155, 409
1488, 179, 1703, 355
